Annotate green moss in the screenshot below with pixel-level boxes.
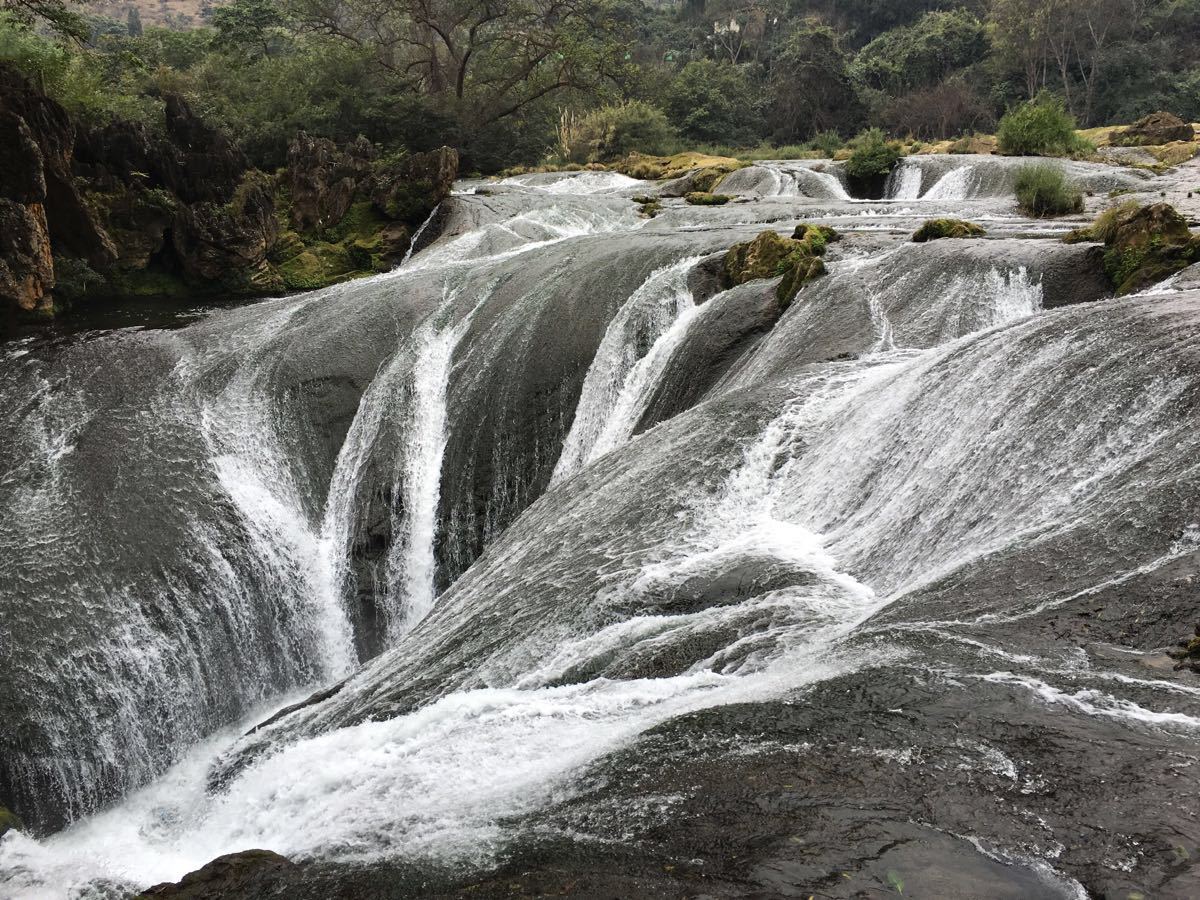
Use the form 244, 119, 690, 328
109, 267, 193, 299
322, 200, 387, 244
1073, 201, 1200, 295
723, 226, 835, 307
912, 219, 986, 242
685, 192, 731, 206
0, 806, 25, 836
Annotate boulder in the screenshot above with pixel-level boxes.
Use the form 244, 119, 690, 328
912, 219, 987, 242
1093, 202, 1199, 295
1112, 111, 1194, 147
723, 225, 833, 306
286, 132, 375, 232
173, 173, 281, 291
370, 145, 458, 226
139, 850, 297, 898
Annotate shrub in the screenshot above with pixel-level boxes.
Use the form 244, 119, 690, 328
556, 102, 677, 164
1015, 163, 1084, 217
811, 131, 844, 158
844, 127, 902, 179
997, 94, 1090, 156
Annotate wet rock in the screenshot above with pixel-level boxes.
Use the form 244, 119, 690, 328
1096, 202, 1199, 294
723, 226, 832, 307
912, 218, 987, 242
1112, 111, 1195, 147
286, 133, 375, 232
139, 850, 298, 898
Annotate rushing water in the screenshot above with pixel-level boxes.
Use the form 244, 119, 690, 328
2, 159, 1199, 899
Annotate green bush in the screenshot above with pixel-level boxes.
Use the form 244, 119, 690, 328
997, 94, 1090, 156
811, 131, 844, 158
1015, 163, 1084, 217
557, 101, 676, 164
844, 127, 902, 179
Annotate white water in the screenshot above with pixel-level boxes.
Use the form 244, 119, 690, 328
553, 257, 700, 481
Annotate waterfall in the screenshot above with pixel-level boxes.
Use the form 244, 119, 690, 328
3, 154, 1200, 900
552, 256, 700, 481
887, 162, 924, 200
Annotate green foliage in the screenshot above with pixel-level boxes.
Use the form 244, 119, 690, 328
1014, 163, 1083, 217
664, 60, 762, 146
997, 94, 1090, 156
209, 0, 287, 59
844, 127, 902, 178
851, 9, 987, 94
558, 101, 677, 163
911, 218, 986, 242
684, 192, 731, 205
811, 131, 844, 157
769, 20, 863, 143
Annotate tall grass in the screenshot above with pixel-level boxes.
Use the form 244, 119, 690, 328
1015, 163, 1084, 217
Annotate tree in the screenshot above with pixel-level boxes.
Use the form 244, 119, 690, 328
664, 59, 762, 145
210, 0, 287, 58
284, 0, 636, 129
0, 0, 89, 39
126, 6, 141, 36
768, 19, 862, 141
851, 9, 987, 95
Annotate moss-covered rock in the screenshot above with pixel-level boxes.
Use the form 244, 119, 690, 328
0, 805, 23, 836
912, 219, 987, 242
722, 225, 836, 307
685, 192, 731, 206
614, 152, 744, 181
1073, 202, 1200, 295
1111, 111, 1194, 147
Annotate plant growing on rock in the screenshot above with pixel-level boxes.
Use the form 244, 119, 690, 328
912, 219, 986, 242
1015, 163, 1083, 217
685, 192, 731, 206
721, 224, 837, 307
844, 128, 902, 180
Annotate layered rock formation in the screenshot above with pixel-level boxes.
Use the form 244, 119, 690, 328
0, 64, 458, 325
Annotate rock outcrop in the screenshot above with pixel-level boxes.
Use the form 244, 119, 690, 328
1067, 202, 1200, 295
139, 850, 297, 898
1112, 111, 1195, 147
722, 225, 834, 307
0, 111, 54, 312
286, 133, 375, 232
0, 63, 462, 321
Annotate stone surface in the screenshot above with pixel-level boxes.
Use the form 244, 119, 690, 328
1113, 111, 1195, 147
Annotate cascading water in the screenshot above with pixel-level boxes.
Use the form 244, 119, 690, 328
3, 154, 1200, 900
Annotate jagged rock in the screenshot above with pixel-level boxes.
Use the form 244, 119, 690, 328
163, 93, 248, 205
370, 146, 458, 226
286, 133, 375, 232
139, 850, 297, 898
1112, 111, 1194, 147
173, 174, 280, 290
99, 187, 180, 269
912, 219, 987, 242
0, 64, 115, 270
0, 111, 54, 312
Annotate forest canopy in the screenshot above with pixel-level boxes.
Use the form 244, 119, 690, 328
2, 0, 1198, 171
